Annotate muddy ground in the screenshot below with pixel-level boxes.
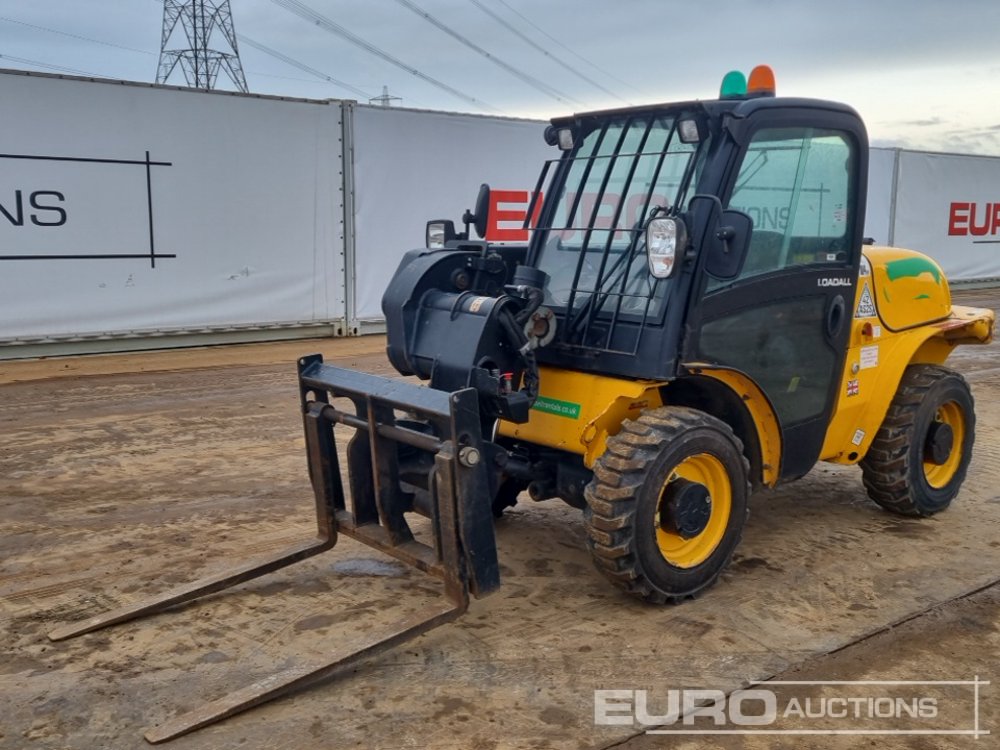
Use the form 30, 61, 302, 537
1, 288, 999, 750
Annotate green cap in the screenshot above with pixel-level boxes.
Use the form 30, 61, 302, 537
720, 70, 748, 99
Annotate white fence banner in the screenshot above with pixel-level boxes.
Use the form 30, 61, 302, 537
892, 150, 1000, 280
865, 147, 896, 245
349, 105, 549, 324
0, 72, 345, 341
4, 71, 999, 353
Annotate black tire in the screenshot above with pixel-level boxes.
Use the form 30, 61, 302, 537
584, 406, 750, 603
860, 364, 974, 517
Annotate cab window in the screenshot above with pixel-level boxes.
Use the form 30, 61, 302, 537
721, 127, 854, 284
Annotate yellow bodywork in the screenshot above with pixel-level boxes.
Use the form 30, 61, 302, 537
496, 363, 783, 486
821, 247, 993, 463
497, 367, 663, 467
499, 246, 993, 483
678, 365, 783, 487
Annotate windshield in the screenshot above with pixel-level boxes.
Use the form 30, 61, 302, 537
532, 112, 709, 329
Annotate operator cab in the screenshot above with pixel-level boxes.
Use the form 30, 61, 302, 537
520, 66, 867, 478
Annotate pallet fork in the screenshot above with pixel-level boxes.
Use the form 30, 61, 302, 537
48, 354, 501, 743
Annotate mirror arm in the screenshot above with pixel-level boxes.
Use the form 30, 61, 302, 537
461, 208, 474, 240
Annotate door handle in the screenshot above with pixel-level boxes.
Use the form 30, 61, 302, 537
826, 294, 846, 339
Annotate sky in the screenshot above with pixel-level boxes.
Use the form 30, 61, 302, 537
1, 0, 999, 155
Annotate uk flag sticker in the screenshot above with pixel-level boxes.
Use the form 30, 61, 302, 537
847, 379, 860, 397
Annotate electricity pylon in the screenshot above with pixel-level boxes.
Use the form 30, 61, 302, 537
157, 0, 248, 92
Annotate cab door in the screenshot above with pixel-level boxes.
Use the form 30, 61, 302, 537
687, 116, 866, 480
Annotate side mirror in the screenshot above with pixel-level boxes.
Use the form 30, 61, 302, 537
705, 209, 752, 279
426, 219, 458, 249
462, 183, 491, 239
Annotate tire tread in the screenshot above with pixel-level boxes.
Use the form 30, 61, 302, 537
583, 406, 751, 604
860, 364, 973, 516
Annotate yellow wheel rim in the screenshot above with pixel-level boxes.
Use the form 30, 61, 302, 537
654, 453, 732, 569
922, 401, 966, 489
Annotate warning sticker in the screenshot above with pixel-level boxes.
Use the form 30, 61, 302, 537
852, 429, 865, 446
859, 255, 872, 276
860, 344, 879, 370
855, 282, 877, 318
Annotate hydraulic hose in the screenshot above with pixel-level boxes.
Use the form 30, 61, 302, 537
514, 286, 544, 326
499, 302, 539, 404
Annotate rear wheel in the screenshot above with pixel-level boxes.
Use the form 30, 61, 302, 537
860, 364, 974, 516
584, 407, 750, 603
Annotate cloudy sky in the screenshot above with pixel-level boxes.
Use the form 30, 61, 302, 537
1, 0, 999, 155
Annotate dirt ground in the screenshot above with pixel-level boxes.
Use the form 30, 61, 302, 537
2, 288, 999, 750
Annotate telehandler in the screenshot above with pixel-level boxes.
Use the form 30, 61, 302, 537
49, 66, 994, 742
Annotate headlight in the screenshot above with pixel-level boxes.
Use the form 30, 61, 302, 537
677, 118, 702, 144
426, 219, 455, 249
646, 217, 687, 278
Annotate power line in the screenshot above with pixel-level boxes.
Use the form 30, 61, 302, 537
0, 53, 107, 78
237, 35, 374, 100
465, 0, 630, 106
1, 2, 484, 109
393, 0, 580, 107
0, 15, 155, 56
0, 12, 371, 94
269, 0, 497, 112
249, 71, 349, 85
493, 0, 644, 97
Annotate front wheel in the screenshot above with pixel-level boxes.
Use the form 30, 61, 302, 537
584, 407, 750, 603
860, 364, 975, 516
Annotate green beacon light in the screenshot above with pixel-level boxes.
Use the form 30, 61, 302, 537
720, 70, 748, 99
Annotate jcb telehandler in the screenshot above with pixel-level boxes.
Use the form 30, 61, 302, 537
50, 66, 994, 742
